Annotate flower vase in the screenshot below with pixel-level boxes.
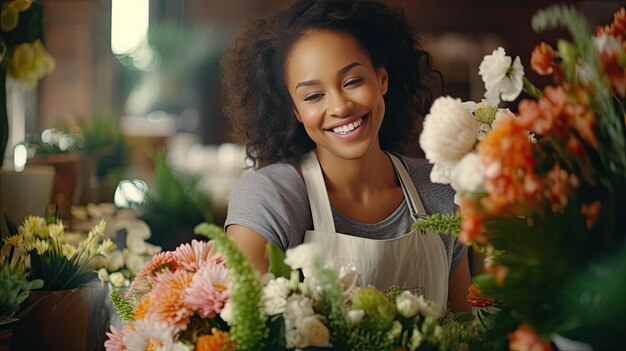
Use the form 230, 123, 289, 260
11, 282, 111, 351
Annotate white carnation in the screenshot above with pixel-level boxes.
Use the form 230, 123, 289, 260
261, 276, 290, 316
347, 309, 365, 324
220, 300, 234, 324
451, 152, 485, 194
420, 96, 479, 168
285, 243, 323, 271
479, 47, 524, 105
416, 295, 442, 318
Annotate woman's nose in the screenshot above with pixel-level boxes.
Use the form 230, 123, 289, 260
328, 91, 353, 117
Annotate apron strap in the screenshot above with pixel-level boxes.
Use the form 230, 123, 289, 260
386, 153, 427, 222
301, 152, 336, 233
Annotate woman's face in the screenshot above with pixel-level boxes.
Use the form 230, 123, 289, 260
285, 29, 388, 161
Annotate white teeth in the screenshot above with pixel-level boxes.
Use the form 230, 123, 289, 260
332, 117, 364, 134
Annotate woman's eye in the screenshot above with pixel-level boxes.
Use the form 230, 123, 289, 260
304, 93, 322, 102
344, 78, 363, 88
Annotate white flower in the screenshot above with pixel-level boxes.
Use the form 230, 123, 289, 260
416, 295, 442, 318
109, 272, 127, 287
479, 47, 524, 105
299, 315, 332, 347
420, 96, 479, 181
261, 276, 290, 316
283, 294, 315, 324
451, 152, 485, 194
347, 309, 365, 324
106, 250, 125, 271
220, 301, 234, 324
62, 243, 76, 259
285, 243, 323, 272
396, 291, 420, 318
389, 320, 403, 339
122, 319, 176, 351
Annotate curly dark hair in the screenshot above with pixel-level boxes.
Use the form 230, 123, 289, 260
221, 0, 438, 167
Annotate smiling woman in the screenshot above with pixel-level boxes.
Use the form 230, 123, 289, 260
221, 0, 472, 314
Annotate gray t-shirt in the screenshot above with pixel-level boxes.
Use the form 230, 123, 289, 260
225, 155, 465, 274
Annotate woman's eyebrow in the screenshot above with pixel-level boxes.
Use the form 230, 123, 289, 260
294, 62, 364, 92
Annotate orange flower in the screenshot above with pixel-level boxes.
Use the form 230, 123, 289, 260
466, 283, 496, 308
485, 263, 509, 287
581, 201, 602, 229
459, 197, 487, 245
145, 269, 194, 331
596, 7, 625, 38
478, 116, 542, 215
134, 295, 151, 320
543, 164, 577, 212
530, 42, 556, 76
196, 329, 235, 351
508, 325, 553, 351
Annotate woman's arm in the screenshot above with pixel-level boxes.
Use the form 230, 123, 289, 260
226, 224, 270, 274
448, 249, 473, 314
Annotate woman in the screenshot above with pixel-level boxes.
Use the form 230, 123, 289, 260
221, 0, 471, 313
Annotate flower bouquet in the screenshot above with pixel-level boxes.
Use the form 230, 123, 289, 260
105, 223, 483, 350
417, 5, 625, 350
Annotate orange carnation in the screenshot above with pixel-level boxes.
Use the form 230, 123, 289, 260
530, 42, 555, 76
195, 329, 234, 351
466, 283, 496, 308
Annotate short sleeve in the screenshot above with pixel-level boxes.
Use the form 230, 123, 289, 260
224, 164, 310, 251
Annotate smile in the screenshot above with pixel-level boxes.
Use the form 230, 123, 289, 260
330, 116, 366, 134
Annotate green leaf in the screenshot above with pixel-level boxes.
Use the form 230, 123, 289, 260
266, 243, 292, 279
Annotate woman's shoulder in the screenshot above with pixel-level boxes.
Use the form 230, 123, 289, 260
231, 162, 305, 200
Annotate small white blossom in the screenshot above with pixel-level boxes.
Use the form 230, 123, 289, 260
109, 272, 126, 287
261, 276, 290, 316
347, 309, 365, 324
98, 268, 109, 282
396, 291, 420, 318
416, 295, 442, 318
479, 47, 524, 105
220, 300, 234, 324
285, 243, 323, 272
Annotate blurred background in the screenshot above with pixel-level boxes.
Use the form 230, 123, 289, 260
1, 0, 622, 251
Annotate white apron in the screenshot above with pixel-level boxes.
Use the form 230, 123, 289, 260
301, 151, 449, 308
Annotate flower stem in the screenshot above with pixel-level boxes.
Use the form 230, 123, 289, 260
523, 76, 543, 100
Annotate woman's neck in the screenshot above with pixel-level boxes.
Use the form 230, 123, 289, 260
315, 147, 398, 200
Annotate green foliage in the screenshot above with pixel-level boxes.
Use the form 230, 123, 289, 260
311, 263, 351, 350
143, 149, 213, 229
412, 213, 461, 236
194, 223, 268, 351
351, 287, 396, 332
110, 287, 135, 323
0, 256, 43, 320
266, 242, 292, 279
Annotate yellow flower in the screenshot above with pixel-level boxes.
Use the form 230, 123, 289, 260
0, 0, 32, 32
34, 239, 50, 255
62, 243, 76, 259
98, 238, 117, 256
8, 39, 56, 90
3, 234, 22, 247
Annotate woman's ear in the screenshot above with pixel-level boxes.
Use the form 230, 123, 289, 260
293, 109, 303, 123
377, 67, 389, 95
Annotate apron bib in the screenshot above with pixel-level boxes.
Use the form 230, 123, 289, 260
301, 151, 449, 309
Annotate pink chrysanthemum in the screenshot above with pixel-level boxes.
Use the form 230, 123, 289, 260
104, 325, 128, 351
141, 251, 176, 275
144, 269, 194, 331
173, 239, 224, 271
185, 263, 230, 318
